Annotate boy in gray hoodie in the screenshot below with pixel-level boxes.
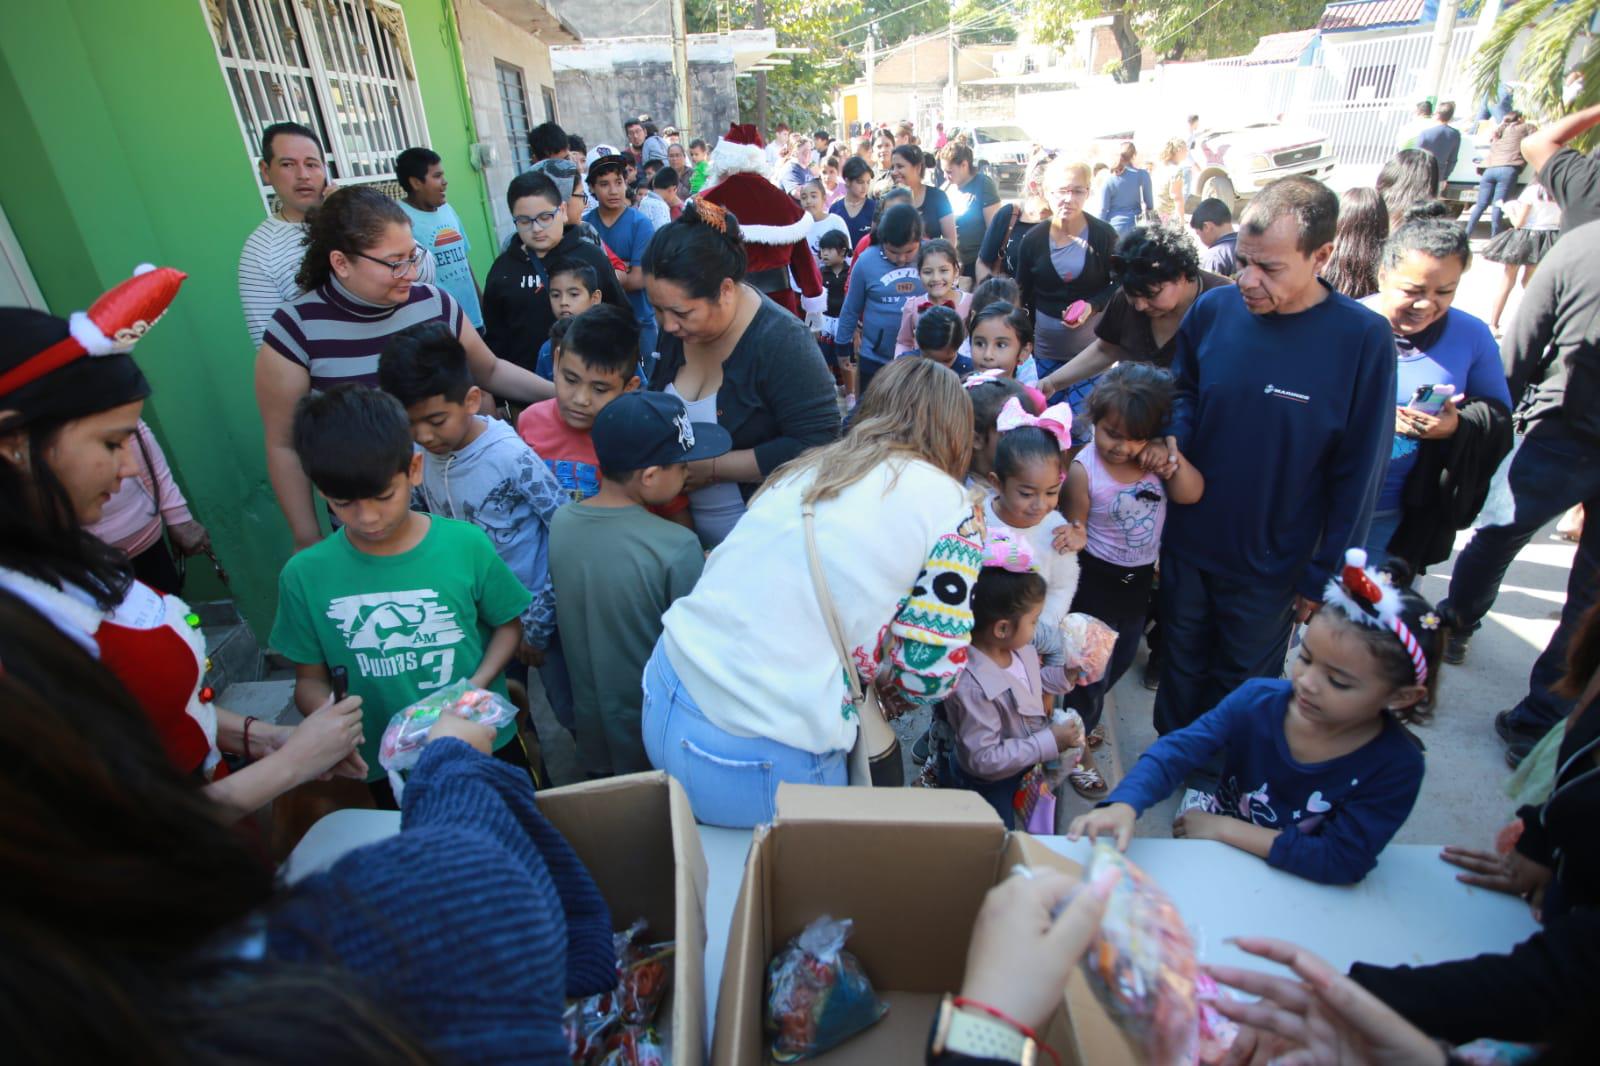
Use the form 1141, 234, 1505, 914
379, 322, 574, 738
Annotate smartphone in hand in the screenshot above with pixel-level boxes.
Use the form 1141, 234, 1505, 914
1408, 384, 1455, 416
331, 665, 349, 702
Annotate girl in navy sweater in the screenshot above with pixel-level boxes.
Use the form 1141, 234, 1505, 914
834, 202, 925, 395
1069, 549, 1440, 885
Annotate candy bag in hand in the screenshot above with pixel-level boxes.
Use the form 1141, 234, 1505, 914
1080, 843, 1199, 1063
378, 679, 518, 799
1059, 613, 1118, 685
765, 916, 888, 1061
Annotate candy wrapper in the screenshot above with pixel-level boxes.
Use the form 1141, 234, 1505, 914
597, 1026, 667, 1066
1059, 612, 1118, 685
615, 921, 674, 1026
766, 916, 888, 1061
567, 922, 675, 1064
1081, 843, 1199, 1063
1194, 972, 1239, 1065
378, 679, 518, 799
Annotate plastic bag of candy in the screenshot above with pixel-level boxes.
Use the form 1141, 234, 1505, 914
1059, 613, 1118, 685
615, 921, 674, 1026
1080, 843, 1199, 1063
1194, 971, 1239, 1065
596, 1025, 666, 1066
765, 916, 888, 1062
564, 990, 620, 1063
378, 679, 518, 798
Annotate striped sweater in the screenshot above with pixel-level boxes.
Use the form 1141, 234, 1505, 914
263, 277, 462, 391
240, 213, 436, 348
268, 738, 615, 1063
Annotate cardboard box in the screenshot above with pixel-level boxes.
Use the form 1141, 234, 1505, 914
712, 785, 1136, 1065
539, 771, 708, 1065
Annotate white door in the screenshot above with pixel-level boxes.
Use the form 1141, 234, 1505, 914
0, 203, 46, 310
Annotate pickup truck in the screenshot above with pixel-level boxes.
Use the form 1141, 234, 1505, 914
946, 124, 1037, 191
1086, 121, 1336, 211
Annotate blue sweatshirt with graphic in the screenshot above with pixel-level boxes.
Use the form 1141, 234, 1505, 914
1105, 678, 1424, 884
834, 244, 925, 366
415, 417, 565, 649
1165, 283, 1396, 599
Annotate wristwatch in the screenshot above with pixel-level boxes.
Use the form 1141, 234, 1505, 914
927, 994, 1038, 1065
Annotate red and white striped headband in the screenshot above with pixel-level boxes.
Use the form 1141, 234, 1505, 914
1322, 548, 1435, 686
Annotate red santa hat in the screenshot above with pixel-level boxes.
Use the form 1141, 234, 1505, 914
708, 123, 771, 186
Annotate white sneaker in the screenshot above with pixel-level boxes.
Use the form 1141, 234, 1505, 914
1177, 787, 1217, 816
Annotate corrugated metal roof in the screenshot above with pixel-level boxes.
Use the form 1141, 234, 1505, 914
1318, 0, 1429, 32
1243, 29, 1319, 64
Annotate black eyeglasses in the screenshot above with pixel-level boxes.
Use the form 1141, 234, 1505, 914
352, 245, 425, 279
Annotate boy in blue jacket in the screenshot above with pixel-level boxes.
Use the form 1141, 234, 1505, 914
1142, 176, 1397, 790
834, 201, 924, 396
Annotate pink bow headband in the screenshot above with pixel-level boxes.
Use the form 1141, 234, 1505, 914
962, 368, 1006, 391
982, 525, 1035, 573
997, 396, 1073, 450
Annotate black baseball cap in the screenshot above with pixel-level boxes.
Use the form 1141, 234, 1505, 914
592, 391, 732, 473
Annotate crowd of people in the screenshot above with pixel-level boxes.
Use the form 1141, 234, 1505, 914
3, 97, 1600, 1064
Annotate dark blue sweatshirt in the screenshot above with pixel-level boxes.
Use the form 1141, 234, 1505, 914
269, 740, 616, 1063
1166, 282, 1396, 599
1105, 678, 1424, 884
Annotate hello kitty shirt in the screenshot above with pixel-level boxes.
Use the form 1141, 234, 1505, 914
1075, 442, 1165, 567
1102, 678, 1424, 884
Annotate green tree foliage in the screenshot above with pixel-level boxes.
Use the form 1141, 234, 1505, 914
688, 0, 866, 132
1472, 0, 1600, 133
1028, 0, 1323, 77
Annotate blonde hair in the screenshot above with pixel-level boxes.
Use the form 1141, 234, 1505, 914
1045, 156, 1092, 189
1159, 137, 1187, 164
762, 358, 972, 506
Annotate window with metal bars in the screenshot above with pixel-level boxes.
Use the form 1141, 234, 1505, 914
203, 0, 430, 203
496, 61, 532, 174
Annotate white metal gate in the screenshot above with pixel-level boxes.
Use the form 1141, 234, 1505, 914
1304, 28, 1480, 166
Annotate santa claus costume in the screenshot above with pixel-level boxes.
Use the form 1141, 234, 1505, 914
0, 267, 228, 781
697, 124, 826, 321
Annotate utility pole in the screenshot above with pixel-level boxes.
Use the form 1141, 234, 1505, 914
864, 30, 875, 130
669, 0, 692, 136
754, 0, 768, 136
1422, 0, 1462, 107
946, 17, 958, 129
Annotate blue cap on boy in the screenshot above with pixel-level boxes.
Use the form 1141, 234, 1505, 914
591, 391, 732, 473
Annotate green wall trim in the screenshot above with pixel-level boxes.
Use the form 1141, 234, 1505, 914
0, 0, 492, 638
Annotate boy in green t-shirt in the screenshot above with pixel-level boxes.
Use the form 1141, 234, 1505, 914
270, 385, 531, 806
549, 391, 729, 776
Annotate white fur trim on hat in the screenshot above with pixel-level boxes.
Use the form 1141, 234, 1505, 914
67, 310, 115, 356
709, 138, 768, 182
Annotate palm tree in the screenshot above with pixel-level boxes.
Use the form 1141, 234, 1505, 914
1472, 0, 1600, 129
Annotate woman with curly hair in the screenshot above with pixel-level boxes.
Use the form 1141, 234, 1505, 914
1322, 186, 1389, 300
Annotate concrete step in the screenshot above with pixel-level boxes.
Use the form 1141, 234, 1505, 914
197, 599, 262, 696
218, 679, 298, 725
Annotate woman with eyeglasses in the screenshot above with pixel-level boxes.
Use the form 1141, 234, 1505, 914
1014, 156, 1119, 399
256, 186, 553, 550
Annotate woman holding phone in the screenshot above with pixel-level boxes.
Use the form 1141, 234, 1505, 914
1362, 204, 1513, 571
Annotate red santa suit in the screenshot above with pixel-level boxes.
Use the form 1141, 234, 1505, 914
697, 124, 826, 321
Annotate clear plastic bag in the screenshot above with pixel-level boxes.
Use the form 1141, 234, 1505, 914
1059, 613, 1118, 685
765, 916, 888, 1062
1081, 843, 1199, 1063
378, 679, 519, 799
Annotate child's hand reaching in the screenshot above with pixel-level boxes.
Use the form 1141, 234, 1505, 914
1139, 435, 1181, 478
516, 640, 546, 668
1051, 519, 1086, 554
1067, 802, 1136, 850
1050, 717, 1084, 751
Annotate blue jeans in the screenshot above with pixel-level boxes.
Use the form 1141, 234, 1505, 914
1154, 549, 1297, 788
1364, 508, 1404, 568
1441, 425, 1600, 735
640, 639, 847, 827
1466, 166, 1519, 237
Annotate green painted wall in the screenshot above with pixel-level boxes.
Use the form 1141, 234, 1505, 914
0, 0, 492, 636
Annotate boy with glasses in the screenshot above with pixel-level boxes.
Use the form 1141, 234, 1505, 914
482, 171, 624, 374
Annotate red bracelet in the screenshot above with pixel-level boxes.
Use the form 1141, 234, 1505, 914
950, 997, 1061, 1066
242, 715, 258, 761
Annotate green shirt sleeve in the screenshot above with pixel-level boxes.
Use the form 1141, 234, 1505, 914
665, 534, 706, 603
471, 525, 534, 627
268, 561, 324, 665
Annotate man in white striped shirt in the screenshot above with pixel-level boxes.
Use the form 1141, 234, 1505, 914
238, 123, 332, 348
